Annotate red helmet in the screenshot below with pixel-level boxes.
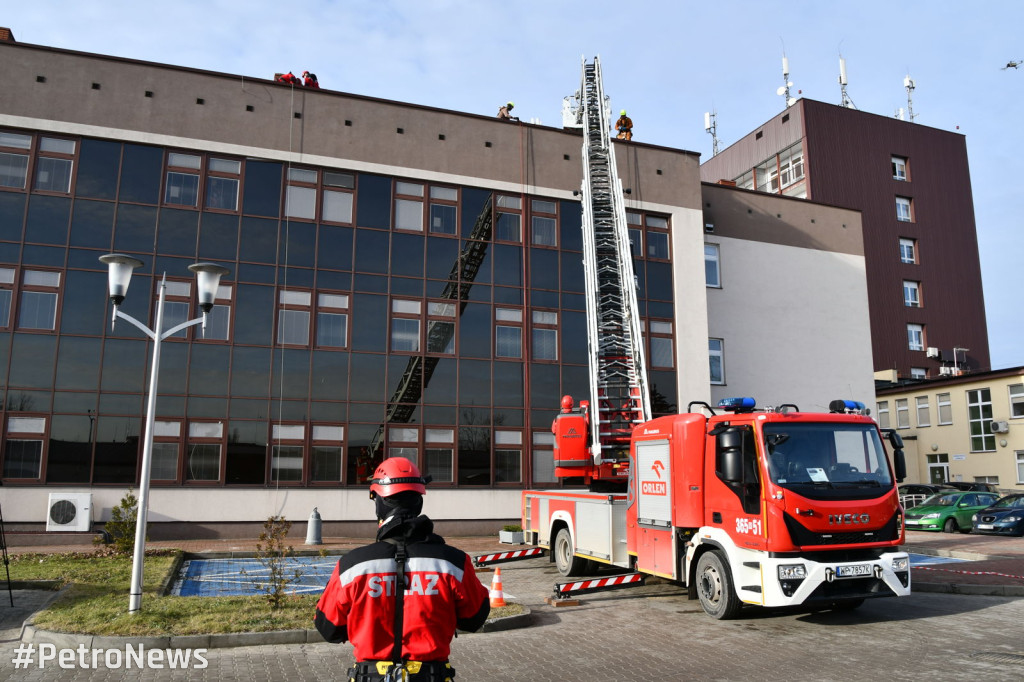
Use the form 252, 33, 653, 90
369, 457, 428, 498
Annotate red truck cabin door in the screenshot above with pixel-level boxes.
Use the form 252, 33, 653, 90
705, 424, 767, 553
634, 439, 677, 578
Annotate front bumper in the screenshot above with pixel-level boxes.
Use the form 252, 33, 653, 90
756, 551, 912, 607
970, 523, 1024, 537
904, 518, 942, 532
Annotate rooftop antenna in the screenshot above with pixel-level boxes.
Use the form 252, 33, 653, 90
704, 110, 720, 156
777, 50, 796, 109
903, 73, 917, 122
838, 55, 856, 109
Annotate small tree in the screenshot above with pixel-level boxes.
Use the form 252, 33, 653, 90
251, 515, 300, 609
95, 489, 144, 555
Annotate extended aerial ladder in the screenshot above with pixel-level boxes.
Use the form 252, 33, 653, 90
555, 57, 651, 485
366, 197, 494, 467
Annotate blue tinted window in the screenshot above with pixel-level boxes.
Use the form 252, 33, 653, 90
391, 233, 424, 278
0, 193, 25, 241
242, 161, 282, 217
530, 248, 559, 289
355, 230, 389, 274
157, 208, 199, 257
280, 221, 315, 267
26, 195, 71, 245
355, 174, 391, 229
239, 216, 278, 263
199, 212, 239, 260
119, 144, 163, 204
461, 188, 492, 238
114, 204, 157, 253
70, 200, 114, 248
559, 200, 583, 251
317, 225, 353, 271
76, 139, 121, 200
351, 294, 386, 352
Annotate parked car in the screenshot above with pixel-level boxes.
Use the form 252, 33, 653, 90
899, 483, 956, 509
903, 491, 1001, 533
945, 481, 1000, 494
971, 494, 1024, 537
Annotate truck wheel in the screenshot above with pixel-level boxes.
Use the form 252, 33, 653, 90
943, 518, 959, 533
695, 551, 742, 620
553, 528, 587, 576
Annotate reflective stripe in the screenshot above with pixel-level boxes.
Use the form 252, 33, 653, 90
339, 556, 465, 587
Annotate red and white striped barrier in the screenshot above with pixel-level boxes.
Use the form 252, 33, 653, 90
473, 547, 546, 566
555, 572, 646, 597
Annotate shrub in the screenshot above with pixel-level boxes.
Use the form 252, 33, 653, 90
94, 489, 145, 555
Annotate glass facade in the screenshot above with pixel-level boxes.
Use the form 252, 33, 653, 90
0, 128, 676, 488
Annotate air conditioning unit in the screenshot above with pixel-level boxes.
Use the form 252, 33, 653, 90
990, 420, 1010, 434
926, 347, 940, 359
46, 493, 92, 532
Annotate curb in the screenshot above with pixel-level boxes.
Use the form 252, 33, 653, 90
21, 606, 535, 650
912, 582, 1024, 597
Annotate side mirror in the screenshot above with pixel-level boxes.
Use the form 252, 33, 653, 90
893, 449, 907, 483
885, 430, 904, 450
717, 430, 743, 483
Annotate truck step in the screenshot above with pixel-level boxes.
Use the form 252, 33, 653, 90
553, 572, 646, 598
472, 547, 546, 567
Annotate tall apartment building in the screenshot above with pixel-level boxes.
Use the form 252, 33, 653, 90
0, 32, 876, 537
701, 99, 990, 380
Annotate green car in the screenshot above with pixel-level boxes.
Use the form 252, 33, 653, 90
904, 491, 1000, 533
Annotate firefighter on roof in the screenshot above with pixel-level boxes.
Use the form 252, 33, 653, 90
615, 110, 633, 140
302, 71, 320, 88
315, 457, 490, 681
497, 101, 518, 121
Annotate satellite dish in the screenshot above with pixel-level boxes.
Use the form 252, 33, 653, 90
787, 81, 794, 88
776, 86, 787, 96
787, 97, 797, 107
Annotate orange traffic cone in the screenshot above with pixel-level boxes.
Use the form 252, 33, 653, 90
489, 566, 507, 608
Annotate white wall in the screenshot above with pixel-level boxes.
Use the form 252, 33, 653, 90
3, 487, 522, 524
706, 237, 875, 412
669, 206, 713, 407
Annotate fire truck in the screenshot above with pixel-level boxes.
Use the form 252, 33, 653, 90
518, 58, 911, 619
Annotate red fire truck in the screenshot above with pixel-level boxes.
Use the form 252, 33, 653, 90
517, 59, 911, 619
527, 396, 911, 618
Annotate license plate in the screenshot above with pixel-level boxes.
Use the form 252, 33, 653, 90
905, 519, 919, 525
836, 563, 872, 578
976, 524, 994, 530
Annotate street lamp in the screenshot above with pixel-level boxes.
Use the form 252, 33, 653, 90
99, 254, 229, 613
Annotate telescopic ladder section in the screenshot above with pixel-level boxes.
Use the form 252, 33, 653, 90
368, 198, 494, 461
575, 57, 651, 478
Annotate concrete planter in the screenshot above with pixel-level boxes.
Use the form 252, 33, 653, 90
498, 530, 524, 544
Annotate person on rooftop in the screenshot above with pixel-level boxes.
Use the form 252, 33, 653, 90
302, 71, 319, 88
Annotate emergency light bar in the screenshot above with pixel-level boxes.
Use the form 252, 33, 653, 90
717, 397, 756, 412
829, 399, 868, 415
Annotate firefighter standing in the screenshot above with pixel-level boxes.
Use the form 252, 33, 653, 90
315, 457, 490, 681
615, 109, 633, 140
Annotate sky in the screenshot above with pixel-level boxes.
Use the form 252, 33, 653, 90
6, 0, 1022, 370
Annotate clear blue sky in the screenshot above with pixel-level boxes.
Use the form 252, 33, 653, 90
7, 1, 1022, 369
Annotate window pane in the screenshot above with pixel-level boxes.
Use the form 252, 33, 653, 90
532, 216, 556, 246
496, 213, 520, 241
496, 325, 521, 358
185, 443, 221, 480
0, 131, 32, 148
0, 290, 11, 326
285, 185, 316, 219
426, 448, 453, 482
209, 158, 240, 173
168, 153, 201, 169
3, 440, 42, 478
151, 443, 179, 480
278, 308, 310, 345
648, 232, 669, 259
35, 157, 73, 192
317, 312, 347, 347
426, 320, 455, 354
430, 204, 456, 234
323, 190, 354, 223
0, 152, 29, 188
324, 172, 354, 188
288, 168, 317, 183
709, 338, 724, 384
161, 300, 190, 338
650, 336, 673, 368
203, 304, 230, 340
533, 328, 556, 360
392, 318, 420, 352
704, 244, 720, 286
205, 176, 239, 210
532, 447, 554, 482
165, 172, 199, 206
18, 291, 57, 329
431, 186, 457, 201
495, 449, 521, 482
311, 446, 342, 481
272, 445, 304, 482
395, 198, 423, 231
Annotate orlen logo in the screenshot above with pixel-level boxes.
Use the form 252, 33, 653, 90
828, 513, 870, 525
641, 481, 667, 496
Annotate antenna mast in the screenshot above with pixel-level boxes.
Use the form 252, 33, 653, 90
903, 74, 917, 122
704, 110, 719, 156
777, 54, 796, 109
838, 56, 856, 109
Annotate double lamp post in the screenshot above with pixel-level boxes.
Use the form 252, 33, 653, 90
99, 255, 229, 613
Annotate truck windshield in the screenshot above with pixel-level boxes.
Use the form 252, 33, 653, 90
762, 422, 893, 490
